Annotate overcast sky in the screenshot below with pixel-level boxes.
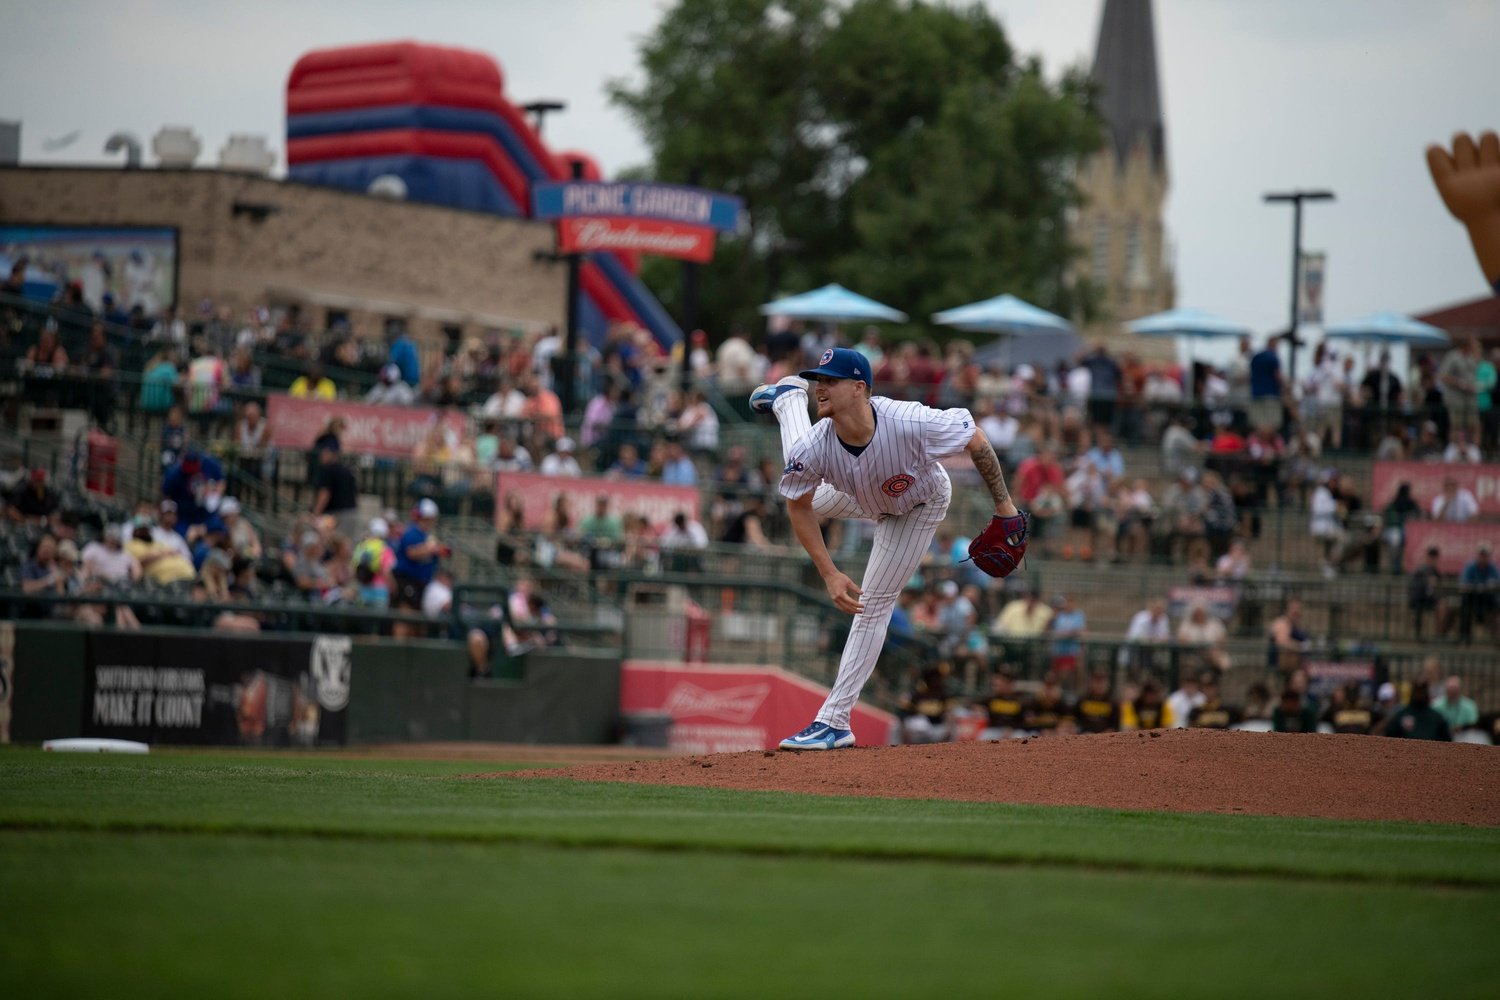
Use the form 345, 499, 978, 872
2, 0, 1494, 335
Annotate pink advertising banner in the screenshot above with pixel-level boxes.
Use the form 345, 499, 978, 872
1403, 520, 1500, 575
495, 471, 700, 531
1371, 461, 1500, 518
620, 660, 896, 753
266, 396, 467, 460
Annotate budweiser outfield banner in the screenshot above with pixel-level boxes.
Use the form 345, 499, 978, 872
82, 632, 351, 747
620, 660, 896, 753
495, 471, 699, 531
1402, 521, 1500, 575
266, 396, 468, 460
557, 217, 716, 262
532, 181, 743, 263
1371, 461, 1500, 517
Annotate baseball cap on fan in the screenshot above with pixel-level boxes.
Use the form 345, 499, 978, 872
800, 347, 873, 387
415, 498, 440, 520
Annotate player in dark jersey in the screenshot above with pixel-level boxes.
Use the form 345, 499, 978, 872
1024, 672, 1075, 734
1187, 675, 1241, 729
1121, 678, 1173, 730
1074, 671, 1121, 734
976, 669, 1027, 740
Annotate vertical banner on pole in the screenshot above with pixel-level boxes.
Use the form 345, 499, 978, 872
1298, 251, 1326, 326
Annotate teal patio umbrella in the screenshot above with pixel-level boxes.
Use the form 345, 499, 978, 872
759, 283, 908, 324
931, 293, 1073, 335
1323, 311, 1449, 347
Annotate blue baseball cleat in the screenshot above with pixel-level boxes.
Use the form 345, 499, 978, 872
749, 376, 808, 413
778, 721, 856, 751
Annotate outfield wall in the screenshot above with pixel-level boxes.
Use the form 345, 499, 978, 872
2, 623, 621, 748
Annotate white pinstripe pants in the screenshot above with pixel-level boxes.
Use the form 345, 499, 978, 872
773, 390, 951, 730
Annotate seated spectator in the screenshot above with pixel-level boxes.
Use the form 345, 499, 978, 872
720, 493, 773, 550
186, 347, 229, 415
81, 526, 141, 586
162, 450, 226, 534
21, 318, 70, 375
1074, 672, 1121, 734
1407, 545, 1450, 638
660, 438, 698, 486
492, 435, 534, 473
660, 510, 709, 571
976, 669, 1028, 740
1215, 539, 1251, 583
1024, 673, 1075, 735
1200, 470, 1238, 562
1157, 466, 1207, 565
1459, 542, 1500, 642
898, 665, 955, 744
1242, 681, 1274, 722
139, 346, 180, 414
218, 497, 261, 559
351, 518, 395, 608
993, 588, 1053, 638
7, 468, 60, 524
1267, 598, 1311, 674
539, 437, 583, 477
519, 372, 565, 441
481, 376, 527, 421
1271, 685, 1320, 733
422, 567, 501, 677
1176, 602, 1230, 673
152, 501, 195, 561
289, 361, 336, 400
1187, 675, 1239, 729
235, 401, 274, 482
1430, 476, 1479, 522
1381, 681, 1452, 741
1166, 672, 1205, 729
290, 530, 335, 601
1047, 593, 1086, 678
606, 442, 648, 479
1432, 675, 1480, 733
535, 494, 591, 572
1443, 428, 1482, 463
365, 364, 417, 406
125, 517, 196, 585
1121, 678, 1173, 730
1381, 482, 1422, 574
21, 534, 64, 602
675, 388, 720, 455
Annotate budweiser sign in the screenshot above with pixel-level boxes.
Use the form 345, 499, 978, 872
559, 217, 716, 263
664, 682, 771, 723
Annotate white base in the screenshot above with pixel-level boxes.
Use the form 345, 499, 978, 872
43, 738, 150, 754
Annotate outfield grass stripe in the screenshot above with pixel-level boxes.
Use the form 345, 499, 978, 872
4, 815, 1498, 892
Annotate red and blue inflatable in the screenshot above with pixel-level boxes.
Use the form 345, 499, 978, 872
286, 41, 677, 349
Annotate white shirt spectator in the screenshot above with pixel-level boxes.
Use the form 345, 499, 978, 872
980, 412, 1018, 451
1125, 608, 1171, 643
81, 540, 139, 583
676, 399, 720, 452
366, 379, 417, 407
1177, 615, 1227, 646
1310, 484, 1341, 538
1065, 365, 1092, 407
660, 517, 709, 550
539, 450, 582, 477
1431, 488, 1479, 522
481, 387, 527, 420
422, 578, 453, 620
1443, 442, 1482, 464
1166, 686, 1206, 730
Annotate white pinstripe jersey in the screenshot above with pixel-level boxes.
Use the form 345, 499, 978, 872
779, 397, 975, 517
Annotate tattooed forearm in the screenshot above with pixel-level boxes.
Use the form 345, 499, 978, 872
970, 439, 1014, 511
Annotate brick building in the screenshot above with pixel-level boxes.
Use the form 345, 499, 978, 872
0, 166, 566, 346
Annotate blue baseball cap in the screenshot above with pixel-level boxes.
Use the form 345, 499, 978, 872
800, 347, 873, 386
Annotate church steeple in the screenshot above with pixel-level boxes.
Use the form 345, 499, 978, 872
1091, 0, 1166, 172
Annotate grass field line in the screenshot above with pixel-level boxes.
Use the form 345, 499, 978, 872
5, 814, 1496, 892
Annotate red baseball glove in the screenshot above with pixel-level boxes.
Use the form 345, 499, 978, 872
968, 511, 1030, 578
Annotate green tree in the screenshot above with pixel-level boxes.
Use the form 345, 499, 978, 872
609, 0, 1103, 337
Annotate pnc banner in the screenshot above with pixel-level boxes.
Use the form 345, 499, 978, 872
620, 660, 896, 753
1371, 461, 1500, 518
558, 217, 716, 263
495, 471, 699, 532
266, 396, 468, 460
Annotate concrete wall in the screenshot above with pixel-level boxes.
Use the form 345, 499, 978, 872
0, 166, 567, 346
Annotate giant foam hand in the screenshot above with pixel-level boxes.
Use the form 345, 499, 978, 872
1427, 131, 1500, 292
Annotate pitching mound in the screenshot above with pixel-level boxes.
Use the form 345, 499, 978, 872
508, 729, 1500, 826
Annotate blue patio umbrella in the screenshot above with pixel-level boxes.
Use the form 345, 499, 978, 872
930, 293, 1073, 335
1125, 307, 1253, 340
1323, 311, 1450, 347
759, 283, 907, 324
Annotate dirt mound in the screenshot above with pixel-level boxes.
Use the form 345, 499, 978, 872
507, 729, 1500, 826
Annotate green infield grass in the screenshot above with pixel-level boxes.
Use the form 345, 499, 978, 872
2, 750, 1498, 998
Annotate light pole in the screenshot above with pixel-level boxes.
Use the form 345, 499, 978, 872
1263, 189, 1334, 387
522, 100, 567, 137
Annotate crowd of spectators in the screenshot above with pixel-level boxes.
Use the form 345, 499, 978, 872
895, 652, 1490, 746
